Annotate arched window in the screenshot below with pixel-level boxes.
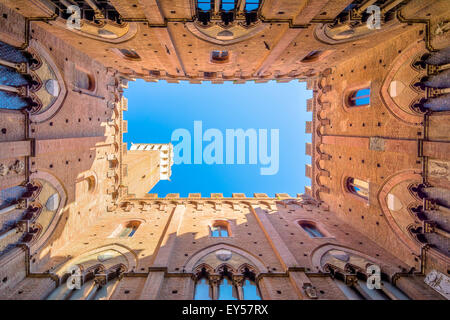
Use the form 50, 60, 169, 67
117, 48, 141, 61
211, 50, 230, 64
347, 178, 369, 200
245, 0, 261, 12
194, 277, 212, 300
0, 185, 27, 209
193, 262, 262, 300
323, 250, 410, 300
221, 0, 235, 11
333, 277, 365, 300
109, 221, 141, 238
218, 277, 238, 300
210, 221, 230, 237
299, 221, 324, 238
301, 50, 323, 63
242, 279, 261, 300
119, 222, 139, 238
348, 88, 370, 106
47, 272, 121, 300
197, 0, 212, 11
74, 68, 95, 91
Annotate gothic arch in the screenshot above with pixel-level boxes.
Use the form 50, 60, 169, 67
50, 19, 138, 44
380, 40, 426, 126
54, 243, 137, 278
28, 170, 67, 253
184, 243, 267, 273
28, 39, 67, 123
310, 244, 399, 277
377, 170, 423, 256
185, 22, 268, 45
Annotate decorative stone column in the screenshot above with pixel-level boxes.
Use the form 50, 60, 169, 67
208, 274, 221, 300
423, 220, 450, 239
232, 275, 245, 300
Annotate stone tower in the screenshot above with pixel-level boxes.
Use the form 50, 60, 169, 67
124, 143, 174, 197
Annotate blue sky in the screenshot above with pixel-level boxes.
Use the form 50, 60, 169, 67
123, 79, 312, 198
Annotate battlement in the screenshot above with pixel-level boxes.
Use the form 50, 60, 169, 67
123, 192, 307, 201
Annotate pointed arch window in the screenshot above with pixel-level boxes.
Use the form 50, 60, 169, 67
348, 88, 370, 106
299, 221, 325, 238
333, 274, 409, 300
210, 221, 230, 237
245, 0, 261, 12
119, 222, 138, 238
211, 50, 230, 64
221, 0, 236, 11
109, 220, 141, 238
197, 0, 212, 11
0, 185, 27, 209
242, 279, 261, 300
47, 271, 121, 300
74, 68, 95, 91
347, 178, 369, 200
193, 263, 262, 300
116, 48, 141, 61
194, 278, 212, 300
218, 277, 238, 300
301, 50, 323, 63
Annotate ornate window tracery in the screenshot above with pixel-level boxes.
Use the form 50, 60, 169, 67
196, 0, 261, 26
46, 266, 124, 300
0, 180, 50, 256
321, 249, 410, 300
48, 1, 136, 42
193, 264, 261, 300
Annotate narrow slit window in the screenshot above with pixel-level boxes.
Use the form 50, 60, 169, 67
0, 185, 27, 209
